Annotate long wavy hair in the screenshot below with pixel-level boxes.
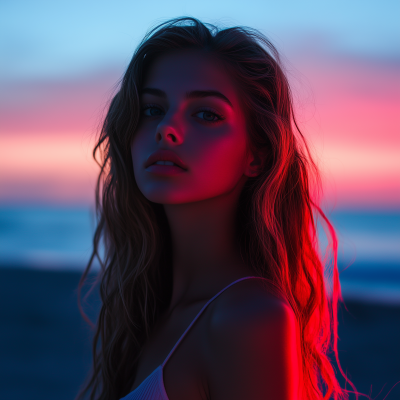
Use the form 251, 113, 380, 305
76, 16, 363, 400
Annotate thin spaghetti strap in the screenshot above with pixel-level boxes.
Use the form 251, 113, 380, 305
161, 275, 264, 368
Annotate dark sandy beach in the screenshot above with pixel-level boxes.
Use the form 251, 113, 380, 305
0, 267, 399, 400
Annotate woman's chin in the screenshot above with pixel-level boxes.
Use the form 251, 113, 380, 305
143, 190, 192, 205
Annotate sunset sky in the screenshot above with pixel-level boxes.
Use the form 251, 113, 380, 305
1, 0, 399, 209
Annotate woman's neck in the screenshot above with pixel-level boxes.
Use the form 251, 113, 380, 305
163, 176, 253, 312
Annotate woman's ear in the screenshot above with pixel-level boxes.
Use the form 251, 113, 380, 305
245, 151, 263, 178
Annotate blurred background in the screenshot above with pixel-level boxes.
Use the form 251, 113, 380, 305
0, 0, 399, 399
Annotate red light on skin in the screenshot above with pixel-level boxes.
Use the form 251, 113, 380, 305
145, 164, 187, 175
131, 50, 260, 206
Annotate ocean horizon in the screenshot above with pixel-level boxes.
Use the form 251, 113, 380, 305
1, 205, 399, 305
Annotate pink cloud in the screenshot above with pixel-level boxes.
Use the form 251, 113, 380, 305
0, 69, 120, 136
1, 58, 399, 208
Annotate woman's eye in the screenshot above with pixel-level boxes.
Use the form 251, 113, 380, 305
142, 106, 163, 117
195, 110, 222, 123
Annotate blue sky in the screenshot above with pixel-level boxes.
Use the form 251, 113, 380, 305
1, 0, 399, 81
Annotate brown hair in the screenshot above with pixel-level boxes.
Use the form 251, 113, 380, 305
76, 16, 363, 400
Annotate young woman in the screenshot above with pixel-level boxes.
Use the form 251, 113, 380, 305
77, 17, 360, 400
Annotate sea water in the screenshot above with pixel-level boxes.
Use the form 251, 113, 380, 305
0, 205, 399, 304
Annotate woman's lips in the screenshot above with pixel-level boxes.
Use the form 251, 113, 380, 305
145, 164, 187, 175
144, 150, 188, 170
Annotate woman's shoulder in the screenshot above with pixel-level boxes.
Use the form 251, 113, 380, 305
203, 277, 299, 399
207, 276, 295, 339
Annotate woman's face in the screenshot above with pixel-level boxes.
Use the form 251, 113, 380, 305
131, 49, 257, 204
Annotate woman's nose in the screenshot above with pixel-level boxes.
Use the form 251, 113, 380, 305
155, 110, 184, 145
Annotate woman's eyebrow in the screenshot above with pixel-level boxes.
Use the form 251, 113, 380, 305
140, 87, 233, 108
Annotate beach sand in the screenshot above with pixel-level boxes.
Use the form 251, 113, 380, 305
0, 268, 399, 400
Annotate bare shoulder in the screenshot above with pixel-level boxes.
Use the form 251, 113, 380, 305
208, 278, 296, 338
204, 278, 301, 400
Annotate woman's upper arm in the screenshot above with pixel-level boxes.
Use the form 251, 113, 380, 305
206, 296, 301, 400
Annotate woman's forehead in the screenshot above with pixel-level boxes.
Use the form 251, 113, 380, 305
142, 50, 241, 106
